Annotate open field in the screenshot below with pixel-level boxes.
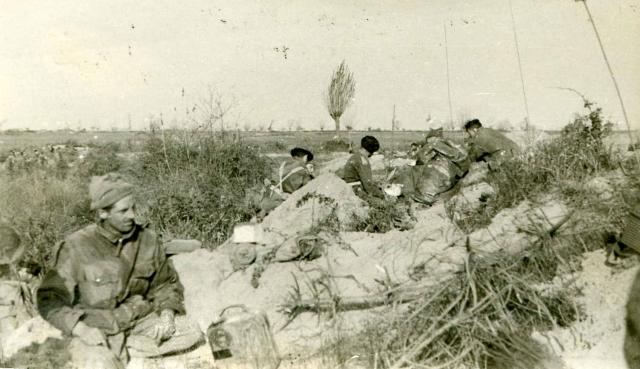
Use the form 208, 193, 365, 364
1, 129, 637, 153
1, 113, 640, 369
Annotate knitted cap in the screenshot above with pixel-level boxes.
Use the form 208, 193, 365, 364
89, 173, 134, 210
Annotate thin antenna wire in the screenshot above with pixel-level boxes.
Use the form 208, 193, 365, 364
508, 0, 531, 130
444, 21, 454, 129
580, 0, 636, 151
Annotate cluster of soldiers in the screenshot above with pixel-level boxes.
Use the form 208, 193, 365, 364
3, 145, 72, 173
1, 118, 638, 368
248, 118, 522, 220
0, 119, 521, 367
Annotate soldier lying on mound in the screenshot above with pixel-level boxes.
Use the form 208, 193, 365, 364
391, 128, 469, 205
36, 173, 204, 369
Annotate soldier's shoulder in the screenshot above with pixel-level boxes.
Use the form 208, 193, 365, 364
51, 225, 95, 263
138, 224, 159, 238
65, 224, 97, 245
348, 152, 368, 166
345, 153, 358, 164
137, 224, 161, 246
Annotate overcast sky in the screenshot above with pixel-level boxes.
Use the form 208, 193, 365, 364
1, 0, 639, 131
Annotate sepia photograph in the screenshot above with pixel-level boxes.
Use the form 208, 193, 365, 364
1, 0, 639, 368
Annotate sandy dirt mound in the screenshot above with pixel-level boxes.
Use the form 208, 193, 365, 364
172, 196, 571, 359
535, 251, 639, 369
2, 316, 63, 359
315, 153, 350, 175
260, 173, 368, 244
172, 203, 461, 354
458, 161, 489, 187
465, 199, 569, 255
447, 181, 495, 222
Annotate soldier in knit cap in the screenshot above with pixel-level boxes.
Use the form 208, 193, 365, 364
36, 173, 203, 369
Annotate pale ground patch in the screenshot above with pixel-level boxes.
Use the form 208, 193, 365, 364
536, 250, 639, 369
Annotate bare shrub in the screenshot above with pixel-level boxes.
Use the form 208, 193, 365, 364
317, 243, 579, 369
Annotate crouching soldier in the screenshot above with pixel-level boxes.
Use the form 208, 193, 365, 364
36, 173, 204, 369
464, 119, 520, 170
339, 135, 385, 199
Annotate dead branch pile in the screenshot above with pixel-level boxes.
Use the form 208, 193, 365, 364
315, 241, 580, 369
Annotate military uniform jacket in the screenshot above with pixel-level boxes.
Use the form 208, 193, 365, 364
278, 160, 313, 194
466, 128, 520, 162
37, 223, 185, 336
415, 138, 470, 178
339, 151, 384, 198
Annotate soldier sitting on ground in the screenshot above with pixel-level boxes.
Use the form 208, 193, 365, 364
36, 173, 204, 369
339, 135, 385, 199
464, 119, 520, 170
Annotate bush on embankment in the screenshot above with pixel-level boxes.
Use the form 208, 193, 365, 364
133, 130, 272, 246
0, 130, 272, 274
315, 102, 639, 369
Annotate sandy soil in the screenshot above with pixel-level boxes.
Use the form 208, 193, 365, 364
539, 251, 639, 369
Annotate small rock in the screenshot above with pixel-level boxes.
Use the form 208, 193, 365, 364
585, 177, 614, 201
261, 173, 368, 243
389, 158, 416, 167
459, 162, 489, 187
3, 316, 63, 359
448, 182, 496, 220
